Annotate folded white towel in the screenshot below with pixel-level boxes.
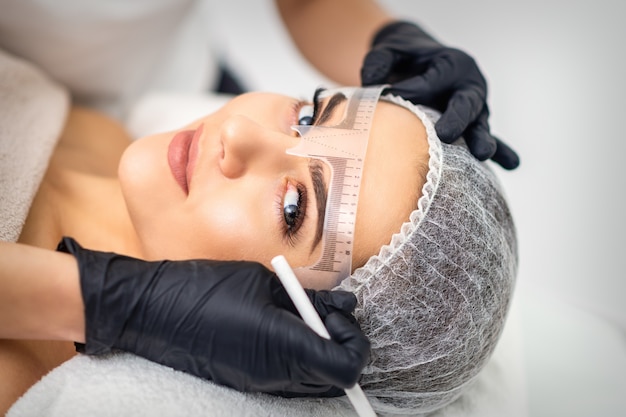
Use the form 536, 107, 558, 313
8, 353, 361, 417
0, 48, 69, 243
8, 302, 527, 417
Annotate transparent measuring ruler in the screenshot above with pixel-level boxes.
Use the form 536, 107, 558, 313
288, 85, 386, 286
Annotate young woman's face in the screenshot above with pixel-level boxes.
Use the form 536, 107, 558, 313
119, 92, 427, 289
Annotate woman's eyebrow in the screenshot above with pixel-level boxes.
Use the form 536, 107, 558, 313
315, 92, 347, 126
309, 159, 327, 254
305, 90, 346, 253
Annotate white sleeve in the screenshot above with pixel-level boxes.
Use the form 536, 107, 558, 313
0, 0, 220, 119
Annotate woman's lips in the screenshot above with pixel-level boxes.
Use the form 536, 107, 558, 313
168, 124, 204, 195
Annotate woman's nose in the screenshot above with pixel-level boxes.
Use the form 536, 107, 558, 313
219, 114, 297, 178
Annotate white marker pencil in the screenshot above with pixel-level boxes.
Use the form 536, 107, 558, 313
271, 255, 377, 417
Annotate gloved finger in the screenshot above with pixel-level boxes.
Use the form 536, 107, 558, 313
270, 276, 302, 313
461, 108, 497, 161
305, 289, 357, 317
386, 54, 458, 104
269, 383, 345, 398
308, 312, 370, 388
464, 111, 520, 169
491, 136, 521, 170
305, 289, 359, 328
361, 47, 398, 85
275, 286, 359, 325
435, 88, 486, 143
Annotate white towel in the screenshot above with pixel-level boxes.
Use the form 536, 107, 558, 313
7, 301, 527, 417
7, 291, 528, 417
0, 49, 69, 243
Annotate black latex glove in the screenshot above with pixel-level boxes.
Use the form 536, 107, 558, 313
58, 237, 369, 397
361, 20, 520, 170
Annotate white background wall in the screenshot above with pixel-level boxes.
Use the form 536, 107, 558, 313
209, 1, 626, 416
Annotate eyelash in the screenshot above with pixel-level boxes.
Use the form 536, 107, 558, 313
294, 87, 324, 126
276, 180, 308, 247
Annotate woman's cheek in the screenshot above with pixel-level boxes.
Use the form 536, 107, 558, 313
119, 135, 181, 235
196, 198, 279, 264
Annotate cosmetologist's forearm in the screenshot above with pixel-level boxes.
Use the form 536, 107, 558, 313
0, 241, 85, 342
275, 0, 393, 86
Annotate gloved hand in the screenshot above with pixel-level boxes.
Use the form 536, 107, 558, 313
58, 237, 369, 397
361, 20, 520, 170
